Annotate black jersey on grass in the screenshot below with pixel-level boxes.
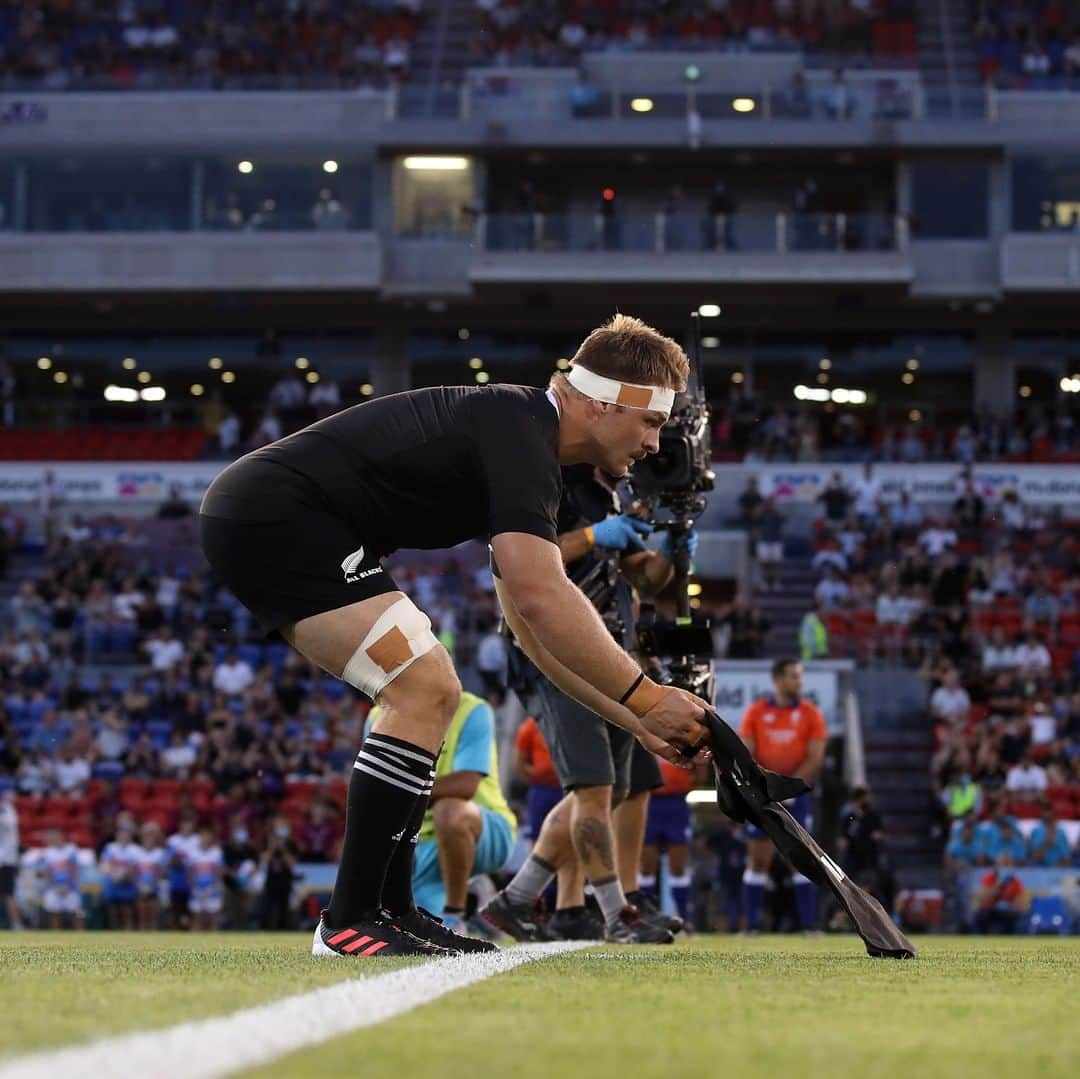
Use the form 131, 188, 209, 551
200, 385, 562, 554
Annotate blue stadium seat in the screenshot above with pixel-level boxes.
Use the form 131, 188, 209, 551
28, 697, 57, 719
213, 644, 230, 664
264, 643, 290, 673
319, 677, 348, 702
147, 719, 173, 740
85, 624, 109, 657
1026, 895, 1070, 936
237, 644, 263, 669
92, 760, 125, 780
107, 624, 137, 654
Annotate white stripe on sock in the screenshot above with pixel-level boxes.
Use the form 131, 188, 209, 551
353, 762, 427, 796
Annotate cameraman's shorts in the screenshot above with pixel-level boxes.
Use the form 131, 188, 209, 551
628, 739, 663, 796
533, 678, 633, 792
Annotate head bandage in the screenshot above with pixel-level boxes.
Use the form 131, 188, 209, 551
566, 364, 675, 417
341, 596, 440, 700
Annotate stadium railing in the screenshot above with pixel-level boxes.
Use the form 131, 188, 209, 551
478, 211, 908, 255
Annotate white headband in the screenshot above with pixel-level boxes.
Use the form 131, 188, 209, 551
566, 364, 675, 416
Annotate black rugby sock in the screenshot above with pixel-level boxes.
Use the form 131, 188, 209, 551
328, 733, 437, 927
380, 775, 435, 915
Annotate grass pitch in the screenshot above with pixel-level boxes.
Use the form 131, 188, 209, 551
1, 933, 1077, 1079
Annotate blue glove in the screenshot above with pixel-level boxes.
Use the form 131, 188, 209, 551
662, 527, 699, 561
590, 514, 653, 552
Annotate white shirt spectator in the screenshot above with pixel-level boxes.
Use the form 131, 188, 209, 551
812, 548, 848, 575
161, 739, 197, 775
851, 476, 881, 517
1005, 762, 1048, 794
309, 380, 341, 408
838, 527, 864, 557
214, 658, 255, 696
0, 796, 19, 868
253, 412, 282, 445
156, 574, 181, 610
1001, 498, 1026, 530
875, 592, 910, 626
269, 376, 306, 410
930, 684, 970, 721
64, 520, 92, 543
1014, 641, 1051, 671
919, 526, 957, 558
476, 632, 507, 681
982, 642, 1019, 671
218, 413, 241, 454
1030, 709, 1057, 746
146, 635, 185, 672
54, 755, 90, 793
815, 576, 850, 609
560, 21, 587, 48
112, 587, 144, 622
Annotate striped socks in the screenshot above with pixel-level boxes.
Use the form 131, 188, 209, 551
328, 733, 436, 928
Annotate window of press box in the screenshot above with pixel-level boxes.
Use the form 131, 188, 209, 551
910, 160, 990, 239
202, 158, 372, 231
1011, 155, 1080, 232
25, 156, 192, 232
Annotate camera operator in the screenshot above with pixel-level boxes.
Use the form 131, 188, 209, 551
483, 464, 697, 943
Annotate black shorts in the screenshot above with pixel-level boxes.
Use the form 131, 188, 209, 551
0, 864, 15, 899
200, 512, 398, 634
628, 739, 664, 796
532, 678, 633, 792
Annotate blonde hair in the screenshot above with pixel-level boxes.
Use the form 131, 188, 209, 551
568, 314, 689, 392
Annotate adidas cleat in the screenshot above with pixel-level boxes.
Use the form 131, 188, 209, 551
480, 890, 557, 942
312, 911, 458, 958
393, 907, 498, 954
604, 905, 675, 945
626, 889, 685, 935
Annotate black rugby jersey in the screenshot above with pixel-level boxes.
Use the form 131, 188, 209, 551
200, 384, 562, 555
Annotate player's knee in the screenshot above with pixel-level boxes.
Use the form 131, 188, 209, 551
381, 646, 461, 723
571, 784, 612, 814
433, 797, 477, 837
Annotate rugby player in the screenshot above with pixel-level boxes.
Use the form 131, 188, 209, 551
199, 315, 709, 957
739, 658, 827, 932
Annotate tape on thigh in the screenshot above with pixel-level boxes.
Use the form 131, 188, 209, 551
341, 596, 440, 699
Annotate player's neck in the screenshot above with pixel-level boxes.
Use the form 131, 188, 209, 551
775, 692, 797, 708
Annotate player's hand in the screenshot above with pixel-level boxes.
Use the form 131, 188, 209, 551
636, 728, 711, 769
638, 684, 710, 751
591, 514, 653, 552
661, 527, 699, 561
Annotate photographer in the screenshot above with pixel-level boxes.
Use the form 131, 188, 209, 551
484, 464, 696, 943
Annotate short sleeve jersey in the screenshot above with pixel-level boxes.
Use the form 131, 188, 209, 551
739, 696, 828, 776
201, 385, 562, 555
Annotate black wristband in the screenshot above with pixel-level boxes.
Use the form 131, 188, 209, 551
618, 672, 645, 706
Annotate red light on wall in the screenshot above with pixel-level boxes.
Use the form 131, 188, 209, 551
602, 187, 616, 201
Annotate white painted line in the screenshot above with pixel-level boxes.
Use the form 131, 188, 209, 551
0, 941, 591, 1079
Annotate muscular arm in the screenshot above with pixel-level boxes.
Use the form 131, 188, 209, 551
492, 532, 644, 704
494, 572, 643, 738
793, 738, 826, 784
431, 771, 482, 802
557, 527, 593, 564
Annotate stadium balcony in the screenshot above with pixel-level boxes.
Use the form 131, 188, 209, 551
470, 210, 912, 287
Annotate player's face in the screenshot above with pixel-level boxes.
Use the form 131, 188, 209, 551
774, 663, 803, 698
593, 404, 667, 476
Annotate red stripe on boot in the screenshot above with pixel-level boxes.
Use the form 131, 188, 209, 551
327, 929, 358, 947
360, 940, 389, 956
341, 935, 374, 954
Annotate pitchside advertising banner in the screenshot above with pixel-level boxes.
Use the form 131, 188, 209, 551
6, 461, 1080, 506
712, 462, 1080, 506
711, 660, 847, 733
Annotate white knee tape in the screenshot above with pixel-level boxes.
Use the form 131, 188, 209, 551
341, 597, 440, 700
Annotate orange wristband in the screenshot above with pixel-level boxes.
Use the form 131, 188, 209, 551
622, 676, 665, 718
583, 525, 595, 549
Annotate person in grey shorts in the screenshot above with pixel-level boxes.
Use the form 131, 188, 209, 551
483, 465, 695, 944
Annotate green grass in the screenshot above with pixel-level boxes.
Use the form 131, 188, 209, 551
0, 932, 415, 1055
1, 934, 1078, 1079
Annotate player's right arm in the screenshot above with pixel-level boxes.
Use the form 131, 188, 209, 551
492, 532, 706, 757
